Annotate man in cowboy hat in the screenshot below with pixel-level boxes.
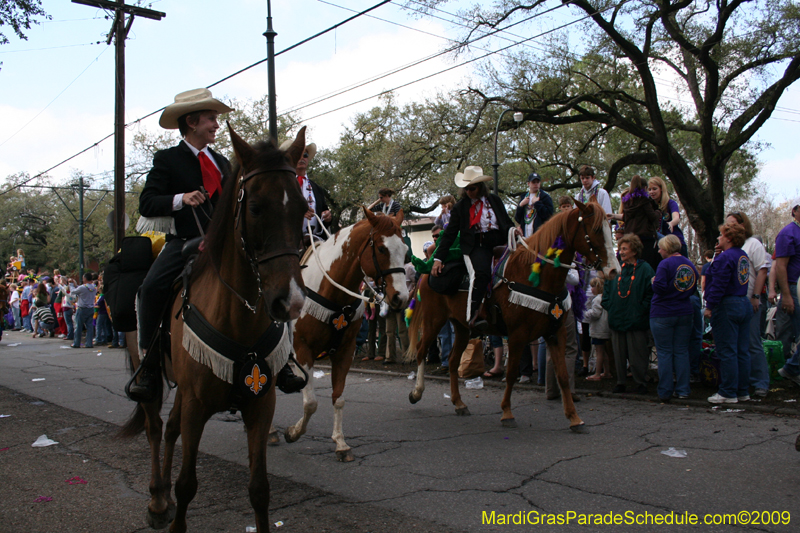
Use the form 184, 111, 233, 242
431, 166, 519, 333
279, 138, 331, 243
129, 88, 235, 402
514, 171, 554, 236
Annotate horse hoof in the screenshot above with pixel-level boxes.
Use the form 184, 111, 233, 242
336, 449, 355, 462
501, 418, 517, 428
284, 430, 300, 444
267, 430, 280, 446
409, 391, 420, 404
455, 406, 471, 416
570, 423, 588, 434
146, 505, 174, 530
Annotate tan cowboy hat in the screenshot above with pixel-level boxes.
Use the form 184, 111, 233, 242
454, 166, 492, 188
159, 88, 234, 129
279, 138, 316, 161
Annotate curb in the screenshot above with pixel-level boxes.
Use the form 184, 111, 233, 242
314, 364, 800, 418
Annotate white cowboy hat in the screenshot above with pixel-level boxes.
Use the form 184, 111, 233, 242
159, 88, 234, 130
279, 138, 316, 161
454, 166, 492, 188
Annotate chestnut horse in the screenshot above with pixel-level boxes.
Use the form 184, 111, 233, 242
404, 200, 619, 430
279, 209, 409, 461
119, 126, 308, 533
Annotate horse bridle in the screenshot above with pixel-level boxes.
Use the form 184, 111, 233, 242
212, 162, 302, 313
360, 227, 406, 296
575, 208, 604, 272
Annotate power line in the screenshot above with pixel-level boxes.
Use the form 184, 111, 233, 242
0, 46, 112, 149
0, 41, 104, 53
0, 0, 396, 196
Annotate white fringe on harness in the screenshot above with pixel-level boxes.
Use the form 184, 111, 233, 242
301, 297, 365, 324
508, 289, 572, 316
181, 321, 292, 384
136, 216, 176, 235
464, 254, 476, 323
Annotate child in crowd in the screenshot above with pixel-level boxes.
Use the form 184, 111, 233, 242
583, 277, 612, 380
434, 195, 456, 228
558, 196, 573, 211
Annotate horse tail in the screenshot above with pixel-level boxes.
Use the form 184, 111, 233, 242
117, 403, 147, 438
402, 280, 425, 363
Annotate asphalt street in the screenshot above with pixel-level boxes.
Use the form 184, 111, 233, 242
1, 328, 799, 533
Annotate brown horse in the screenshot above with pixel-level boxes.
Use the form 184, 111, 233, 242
279, 209, 409, 461
404, 200, 619, 430
119, 125, 308, 533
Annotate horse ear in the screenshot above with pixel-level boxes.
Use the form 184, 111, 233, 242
227, 122, 256, 169
285, 126, 307, 168
574, 198, 587, 211
392, 208, 404, 225
363, 206, 378, 225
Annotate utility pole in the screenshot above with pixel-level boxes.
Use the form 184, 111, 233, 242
263, 0, 278, 141
72, 1, 165, 251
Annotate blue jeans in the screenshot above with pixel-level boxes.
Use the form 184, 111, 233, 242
537, 340, 547, 385
748, 301, 769, 390
22, 314, 32, 332
72, 307, 94, 348
689, 293, 703, 375
779, 290, 800, 377
651, 314, 693, 398
438, 322, 453, 367
63, 307, 74, 340
711, 296, 752, 398
95, 314, 111, 343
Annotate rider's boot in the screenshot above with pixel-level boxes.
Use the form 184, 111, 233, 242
276, 362, 306, 394
468, 301, 489, 337
126, 350, 161, 403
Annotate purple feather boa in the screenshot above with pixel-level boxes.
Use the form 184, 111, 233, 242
568, 252, 588, 321
621, 187, 649, 204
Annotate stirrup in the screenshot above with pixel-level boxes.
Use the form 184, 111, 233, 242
276, 354, 309, 394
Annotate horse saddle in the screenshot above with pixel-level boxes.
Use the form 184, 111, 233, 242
427, 260, 469, 295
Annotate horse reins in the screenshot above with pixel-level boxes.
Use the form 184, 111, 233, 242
191, 162, 302, 314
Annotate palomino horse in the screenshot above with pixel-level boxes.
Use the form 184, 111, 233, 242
404, 200, 619, 430
280, 209, 409, 461
119, 126, 308, 533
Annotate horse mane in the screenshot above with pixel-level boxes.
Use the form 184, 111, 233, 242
516, 201, 606, 264
195, 139, 287, 272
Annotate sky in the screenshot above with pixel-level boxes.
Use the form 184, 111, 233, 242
1, 0, 799, 202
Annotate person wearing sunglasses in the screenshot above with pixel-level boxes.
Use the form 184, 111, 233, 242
431, 166, 519, 333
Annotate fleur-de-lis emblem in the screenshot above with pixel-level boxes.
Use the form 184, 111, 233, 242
245, 364, 268, 395
551, 304, 564, 320
333, 314, 348, 330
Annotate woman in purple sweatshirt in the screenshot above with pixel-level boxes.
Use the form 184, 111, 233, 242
650, 235, 698, 401
703, 222, 751, 404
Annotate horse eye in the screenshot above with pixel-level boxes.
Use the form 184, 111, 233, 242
378, 246, 389, 254
249, 204, 262, 216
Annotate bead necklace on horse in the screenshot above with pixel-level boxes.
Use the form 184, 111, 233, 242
119, 125, 308, 533
275, 208, 409, 461
404, 199, 619, 431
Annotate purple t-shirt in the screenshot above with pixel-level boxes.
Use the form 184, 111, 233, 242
660, 199, 685, 244
704, 247, 749, 309
774, 221, 800, 283
650, 255, 698, 318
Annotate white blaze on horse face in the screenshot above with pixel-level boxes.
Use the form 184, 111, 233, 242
283, 190, 290, 206
601, 222, 621, 277
287, 278, 306, 320
382, 234, 410, 307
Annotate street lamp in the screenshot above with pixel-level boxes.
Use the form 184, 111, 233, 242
492, 109, 525, 194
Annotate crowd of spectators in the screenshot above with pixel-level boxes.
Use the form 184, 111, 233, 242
3, 259, 126, 350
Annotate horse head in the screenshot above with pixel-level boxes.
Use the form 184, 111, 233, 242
227, 124, 308, 321
360, 207, 410, 311
571, 199, 620, 278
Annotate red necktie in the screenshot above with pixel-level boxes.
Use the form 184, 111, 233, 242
198, 151, 221, 198
297, 175, 304, 188
469, 200, 483, 228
